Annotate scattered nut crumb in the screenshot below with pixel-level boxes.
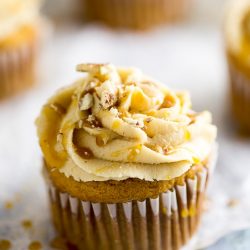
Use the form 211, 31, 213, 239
79, 93, 93, 111
100, 91, 115, 109
109, 107, 119, 116
21, 220, 32, 230
0, 240, 11, 250
28, 241, 42, 250
50, 237, 68, 250
76, 63, 107, 73
86, 114, 95, 123
227, 199, 239, 208
163, 147, 169, 154
4, 201, 13, 210
202, 196, 212, 212
123, 117, 144, 128
145, 117, 152, 123
86, 115, 102, 128
50, 237, 78, 250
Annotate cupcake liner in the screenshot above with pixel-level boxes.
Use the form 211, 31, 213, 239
47, 166, 210, 250
0, 39, 37, 100
228, 60, 250, 131
84, 0, 190, 30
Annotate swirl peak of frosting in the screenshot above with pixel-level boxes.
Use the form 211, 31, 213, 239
37, 63, 217, 182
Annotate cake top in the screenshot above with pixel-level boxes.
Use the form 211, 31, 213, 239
36, 63, 217, 182
225, 0, 250, 63
0, 0, 42, 40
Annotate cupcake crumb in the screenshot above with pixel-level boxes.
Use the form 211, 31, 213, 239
50, 237, 78, 250
227, 199, 239, 208
21, 220, 32, 230
202, 197, 212, 212
50, 237, 71, 250
0, 239, 12, 250
28, 241, 42, 250
4, 201, 13, 210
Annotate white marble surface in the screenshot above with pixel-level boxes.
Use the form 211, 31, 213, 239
1, 0, 250, 249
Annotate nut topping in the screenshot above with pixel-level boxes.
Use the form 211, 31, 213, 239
79, 93, 93, 111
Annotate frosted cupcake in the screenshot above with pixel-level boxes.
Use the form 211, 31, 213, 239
84, 0, 191, 30
36, 63, 217, 249
225, 0, 250, 131
0, 0, 42, 100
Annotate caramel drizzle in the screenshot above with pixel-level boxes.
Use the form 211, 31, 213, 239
76, 146, 94, 159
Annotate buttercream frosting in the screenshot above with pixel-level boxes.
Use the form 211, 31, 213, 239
36, 63, 217, 182
0, 0, 42, 40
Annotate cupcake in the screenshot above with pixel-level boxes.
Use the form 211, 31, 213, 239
0, 0, 42, 100
84, 0, 190, 30
225, 0, 250, 131
36, 63, 217, 249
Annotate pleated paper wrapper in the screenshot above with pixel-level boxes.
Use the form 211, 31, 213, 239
84, 0, 191, 30
228, 61, 250, 132
46, 150, 218, 250
0, 39, 37, 100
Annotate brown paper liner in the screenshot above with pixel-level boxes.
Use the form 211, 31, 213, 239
228, 59, 250, 131
47, 167, 209, 250
84, 0, 191, 30
0, 39, 37, 100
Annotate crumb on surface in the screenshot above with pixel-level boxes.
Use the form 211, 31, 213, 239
50, 237, 78, 250
227, 198, 239, 208
202, 196, 212, 212
4, 201, 13, 210
0, 239, 12, 250
50, 237, 68, 250
21, 220, 33, 230
28, 241, 42, 250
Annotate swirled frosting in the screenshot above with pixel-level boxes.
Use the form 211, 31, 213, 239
36, 63, 217, 182
0, 0, 42, 40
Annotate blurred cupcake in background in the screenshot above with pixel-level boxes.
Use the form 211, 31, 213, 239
225, 0, 250, 132
0, 0, 43, 100
36, 63, 217, 249
83, 0, 192, 30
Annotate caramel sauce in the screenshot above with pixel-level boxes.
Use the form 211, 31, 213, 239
40, 105, 67, 168
49, 103, 66, 116
73, 129, 94, 158
96, 135, 105, 147
76, 147, 94, 159
162, 94, 175, 108
0, 240, 11, 250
